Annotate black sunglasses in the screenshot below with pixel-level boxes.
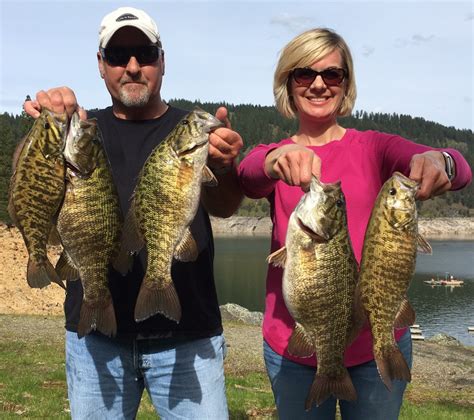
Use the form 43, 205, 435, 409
291, 67, 347, 87
100, 45, 161, 66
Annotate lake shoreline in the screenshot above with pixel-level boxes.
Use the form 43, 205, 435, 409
211, 216, 474, 240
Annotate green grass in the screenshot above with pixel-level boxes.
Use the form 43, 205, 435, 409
0, 319, 472, 419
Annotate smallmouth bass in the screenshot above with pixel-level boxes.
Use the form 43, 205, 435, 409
268, 176, 358, 409
8, 109, 67, 290
57, 113, 125, 337
121, 109, 222, 323
357, 171, 432, 390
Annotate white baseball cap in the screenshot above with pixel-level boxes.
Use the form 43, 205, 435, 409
98, 7, 160, 48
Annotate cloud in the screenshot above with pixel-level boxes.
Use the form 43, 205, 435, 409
394, 34, 435, 48
466, 12, 474, 21
270, 13, 313, 33
463, 96, 472, 104
362, 45, 375, 57
394, 38, 409, 48
411, 34, 435, 44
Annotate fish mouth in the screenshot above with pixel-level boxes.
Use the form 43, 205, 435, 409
297, 217, 327, 243
177, 141, 208, 158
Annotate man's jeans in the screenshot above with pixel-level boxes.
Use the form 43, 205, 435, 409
66, 331, 228, 419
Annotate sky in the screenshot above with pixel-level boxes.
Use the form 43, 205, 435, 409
1, 0, 473, 130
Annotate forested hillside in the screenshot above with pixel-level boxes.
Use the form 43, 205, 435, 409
0, 101, 472, 222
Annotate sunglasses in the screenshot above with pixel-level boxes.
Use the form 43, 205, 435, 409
291, 67, 347, 86
100, 45, 161, 66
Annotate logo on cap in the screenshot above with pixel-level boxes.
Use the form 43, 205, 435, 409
116, 13, 138, 22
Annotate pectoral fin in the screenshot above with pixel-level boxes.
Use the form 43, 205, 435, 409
393, 298, 416, 329
56, 251, 79, 281
174, 228, 199, 262
48, 225, 62, 247
202, 166, 218, 187
287, 323, 314, 357
417, 234, 432, 254
266, 246, 287, 268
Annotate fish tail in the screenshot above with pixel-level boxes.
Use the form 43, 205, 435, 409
27, 257, 63, 289
134, 280, 181, 323
375, 347, 411, 391
77, 299, 117, 338
305, 370, 357, 410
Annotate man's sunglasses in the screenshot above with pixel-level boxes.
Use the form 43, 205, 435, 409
100, 45, 161, 66
291, 67, 347, 87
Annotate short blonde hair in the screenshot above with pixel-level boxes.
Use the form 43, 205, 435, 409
274, 28, 356, 118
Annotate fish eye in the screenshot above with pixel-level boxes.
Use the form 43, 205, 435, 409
336, 199, 344, 207
389, 188, 397, 195
182, 119, 189, 125
44, 122, 50, 130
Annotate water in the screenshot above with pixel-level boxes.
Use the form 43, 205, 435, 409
214, 237, 474, 346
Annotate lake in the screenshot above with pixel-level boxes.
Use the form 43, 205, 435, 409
214, 237, 474, 346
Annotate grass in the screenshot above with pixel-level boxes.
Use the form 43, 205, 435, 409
0, 315, 472, 419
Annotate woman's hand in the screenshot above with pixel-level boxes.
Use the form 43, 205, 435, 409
409, 151, 452, 200
264, 144, 321, 191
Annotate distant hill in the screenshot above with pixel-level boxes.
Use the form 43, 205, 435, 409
0, 101, 472, 222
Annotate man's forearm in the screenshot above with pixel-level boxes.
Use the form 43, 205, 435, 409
201, 166, 243, 218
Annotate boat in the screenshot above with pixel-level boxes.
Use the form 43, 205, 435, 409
410, 325, 424, 340
440, 280, 464, 286
424, 273, 464, 287
440, 273, 464, 286
411, 334, 425, 341
424, 278, 442, 285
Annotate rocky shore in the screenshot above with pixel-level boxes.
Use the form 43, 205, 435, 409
211, 216, 474, 239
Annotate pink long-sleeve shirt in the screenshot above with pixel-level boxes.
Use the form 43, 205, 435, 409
238, 128, 472, 367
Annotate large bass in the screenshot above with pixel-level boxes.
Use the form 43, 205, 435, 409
268, 176, 358, 409
357, 171, 432, 390
8, 110, 67, 290
121, 109, 222, 323
56, 113, 125, 337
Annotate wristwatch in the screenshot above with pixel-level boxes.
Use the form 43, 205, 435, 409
441, 151, 455, 181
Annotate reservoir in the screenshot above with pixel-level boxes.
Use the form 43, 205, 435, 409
214, 237, 474, 346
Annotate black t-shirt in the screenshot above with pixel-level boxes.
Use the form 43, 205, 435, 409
64, 105, 223, 339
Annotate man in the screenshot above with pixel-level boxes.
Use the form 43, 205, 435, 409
24, 7, 243, 419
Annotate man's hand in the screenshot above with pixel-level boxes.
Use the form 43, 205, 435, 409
409, 151, 452, 200
23, 87, 87, 120
208, 107, 243, 172
264, 144, 321, 192
200, 106, 244, 218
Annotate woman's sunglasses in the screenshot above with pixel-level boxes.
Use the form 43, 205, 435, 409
291, 67, 347, 87
100, 45, 161, 67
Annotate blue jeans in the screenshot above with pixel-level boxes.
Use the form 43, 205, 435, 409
65, 331, 228, 419
264, 330, 412, 420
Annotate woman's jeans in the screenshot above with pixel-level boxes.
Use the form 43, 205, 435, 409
264, 330, 412, 420
65, 331, 228, 419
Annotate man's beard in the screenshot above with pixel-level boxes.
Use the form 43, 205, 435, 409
119, 82, 151, 107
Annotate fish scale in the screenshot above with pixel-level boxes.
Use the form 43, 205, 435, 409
358, 171, 431, 390
122, 109, 223, 323
8, 110, 68, 290
57, 116, 123, 338
269, 176, 358, 409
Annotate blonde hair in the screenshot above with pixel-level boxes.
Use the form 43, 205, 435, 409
274, 28, 357, 118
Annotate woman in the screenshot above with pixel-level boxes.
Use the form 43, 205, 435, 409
237, 28, 471, 419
